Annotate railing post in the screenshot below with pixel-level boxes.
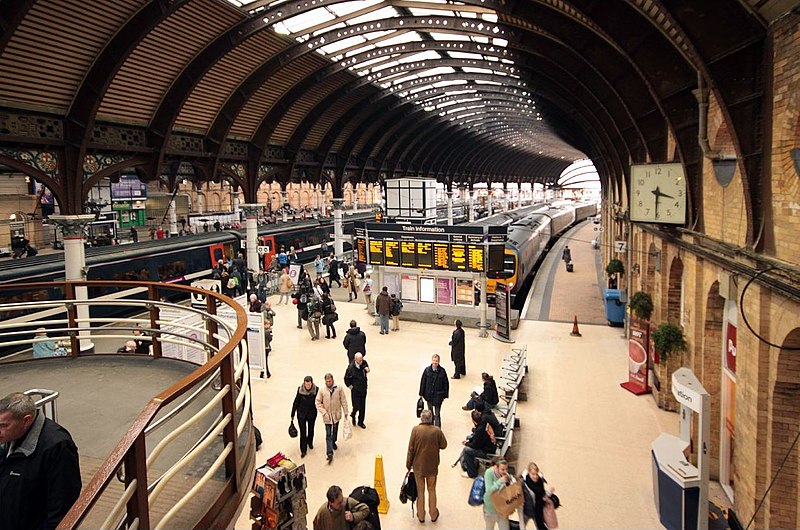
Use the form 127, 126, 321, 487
63, 282, 80, 358
205, 296, 219, 353
147, 285, 162, 359
220, 346, 240, 486
125, 433, 150, 530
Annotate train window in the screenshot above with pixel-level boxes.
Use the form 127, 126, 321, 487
0, 288, 58, 320
157, 260, 187, 282
213, 247, 224, 263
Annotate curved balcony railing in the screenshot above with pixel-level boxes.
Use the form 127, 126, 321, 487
0, 280, 255, 530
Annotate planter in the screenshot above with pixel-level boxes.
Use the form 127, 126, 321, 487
650, 323, 687, 412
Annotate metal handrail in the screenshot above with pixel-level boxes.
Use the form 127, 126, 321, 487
24, 388, 59, 422
0, 280, 256, 530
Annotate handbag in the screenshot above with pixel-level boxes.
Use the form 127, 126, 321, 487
416, 397, 424, 418
543, 497, 559, 529
288, 420, 298, 438
342, 416, 353, 440
490, 481, 524, 518
399, 470, 417, 504
468, 476, 485, 506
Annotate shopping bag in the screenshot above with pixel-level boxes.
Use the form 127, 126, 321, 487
468, 476, 485, 506
543, 496, 559, 528
416, 397, 424, 418
342, 416, 353, 440
490, 481, 524, 517
288, 420, 298, 438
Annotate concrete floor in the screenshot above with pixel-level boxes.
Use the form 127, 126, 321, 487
235, 221, 689, 529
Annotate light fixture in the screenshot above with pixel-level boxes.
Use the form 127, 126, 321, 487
712, 157, 737, 187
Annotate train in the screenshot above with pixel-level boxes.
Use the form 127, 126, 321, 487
482, 201, 599, 306
0, 213, 373, 355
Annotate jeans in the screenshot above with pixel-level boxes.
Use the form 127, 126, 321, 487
297, 416, 315, 453
483, 509, 510, 530
279, 292, 290, 304
379, 314, 389, 333
415, 473, 438, 522
426, 401, 442, 427
325, 422, 339, 456
461, 446, 488, 478
351, 389, 367, 425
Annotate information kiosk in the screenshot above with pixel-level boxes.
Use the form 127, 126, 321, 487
652, 368, 710, 530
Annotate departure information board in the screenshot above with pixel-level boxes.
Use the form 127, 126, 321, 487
355, 222, 506, 274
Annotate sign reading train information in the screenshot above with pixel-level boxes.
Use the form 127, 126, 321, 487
354, 222, 506, 274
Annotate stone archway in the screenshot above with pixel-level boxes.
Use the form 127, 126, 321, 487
701, 281, 725, 478
767, 328, 800, 529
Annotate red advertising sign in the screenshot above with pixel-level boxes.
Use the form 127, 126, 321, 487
725, 323, 737, 374
621, 320, 651, 395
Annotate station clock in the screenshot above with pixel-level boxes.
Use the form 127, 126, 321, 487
629, 163, 687, 225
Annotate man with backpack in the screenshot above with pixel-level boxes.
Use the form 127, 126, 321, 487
390, 293, 403, 331
312, 485, 370, 530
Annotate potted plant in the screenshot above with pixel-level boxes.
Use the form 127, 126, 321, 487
605, 258, 624, 289
629, 291, 654, 321
651, 322, 686, 359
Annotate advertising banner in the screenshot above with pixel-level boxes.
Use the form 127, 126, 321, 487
621, 319, 651, 395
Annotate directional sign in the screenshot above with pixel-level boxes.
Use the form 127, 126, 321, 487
257, 245, 270, 255
615, 240, 627, 253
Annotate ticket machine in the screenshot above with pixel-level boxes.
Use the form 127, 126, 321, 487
652, 368, 710, 530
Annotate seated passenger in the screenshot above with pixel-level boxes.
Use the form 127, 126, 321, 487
463, 372, 499, 411
459, 410, 496, 478
117, 340, 137, 354
32, 328, 57, 358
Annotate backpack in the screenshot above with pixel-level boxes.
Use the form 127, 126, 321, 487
349, 486, 382, 530
227, 278, 236, 290
391, 299, 402, 316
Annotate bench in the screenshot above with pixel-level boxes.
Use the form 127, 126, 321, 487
476, 428, 514, 474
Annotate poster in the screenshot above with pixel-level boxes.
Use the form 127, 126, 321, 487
621, 319, 651, 395
455, 279, 474, 306
436, 278, 454, 305
495, 282, 510, 340
401, 274, 418, 302
419, 277, 435, 303
288, 263, 301, 285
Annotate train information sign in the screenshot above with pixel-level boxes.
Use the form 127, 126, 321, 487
356, 222, 506, 274
368, 240, 384, 265
384, 240, 400, 266
416, 242, 433, 269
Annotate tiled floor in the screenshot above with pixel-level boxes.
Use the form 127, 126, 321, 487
237, 224, 683, 529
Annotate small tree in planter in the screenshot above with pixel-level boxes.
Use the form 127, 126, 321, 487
629, 291, 654, 321
605, 259, 625, 289
651, 322, 687, 411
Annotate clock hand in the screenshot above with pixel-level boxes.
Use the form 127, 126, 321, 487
652, 187, 674, 200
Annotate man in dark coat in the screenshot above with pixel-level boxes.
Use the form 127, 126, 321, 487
449, 319, 466, 378
418, 354, 449, 428
0, 392, 82, 530
343, 320, 367, 363
344, 353, 370, 429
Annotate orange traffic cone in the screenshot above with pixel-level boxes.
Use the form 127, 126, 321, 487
570, 315, 582, 337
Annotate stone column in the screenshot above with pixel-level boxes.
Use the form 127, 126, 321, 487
241, 204, 264, 274
281, 190, 288, 223
313, 184, 320, 213
479, 274, 489, 338
332, 198, 345, 258
487, 190, 494, 217
196, 191, 205, 214
168, 200, 178, 236
447, 191, 455, 226
468, 190, 475, 222
49, 215, 97, 353
232, 191, 241, 221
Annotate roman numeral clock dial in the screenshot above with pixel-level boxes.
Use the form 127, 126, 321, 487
629, 163, 687, 225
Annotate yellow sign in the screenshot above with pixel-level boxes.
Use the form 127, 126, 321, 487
374, 454, 390, 514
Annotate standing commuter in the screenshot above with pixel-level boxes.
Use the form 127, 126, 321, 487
279, 269, 293, 305
321, 293, 338, 339
327, 254, 342, 287
418, 354, 449, 428
406, 409, 448, 523
343, 320, 367, 363
291, 376, 318, 457
315, 373, 349, 463
375, 286, 392, 335
344, 353, 369, 429
347, 265, 359, 302
362, 273, 374, 314
390, 293, 403, 331
0, 392, 82, 530
129, 226, 138, 243
450, 319, 466, 379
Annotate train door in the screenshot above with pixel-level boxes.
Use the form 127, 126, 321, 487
208, 242, 227, 266
259, 235, 276, 270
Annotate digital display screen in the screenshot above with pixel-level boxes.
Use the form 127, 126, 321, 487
488, 245, 504, 274
450, 244, 467, 271
434, 243, 450, 270
467, 244, 485, 272
400, 241, 417, 268
416, 242, 433, 269
356, 238, 367, 264
384, 240, 400, 266
369, 240, 384, 265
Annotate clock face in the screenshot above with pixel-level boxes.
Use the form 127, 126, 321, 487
629, 163, 687, 224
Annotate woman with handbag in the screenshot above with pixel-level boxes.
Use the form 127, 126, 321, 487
321, 293, 338, 339
520, 462, 549, 529
291, 375, 318, 458
483, 457, 512, 530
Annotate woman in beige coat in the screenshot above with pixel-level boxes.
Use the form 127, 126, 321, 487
279, 270, 293, 304
315, 373, 350, 463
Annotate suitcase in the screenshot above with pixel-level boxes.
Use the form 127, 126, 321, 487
566, 262, 574, 272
